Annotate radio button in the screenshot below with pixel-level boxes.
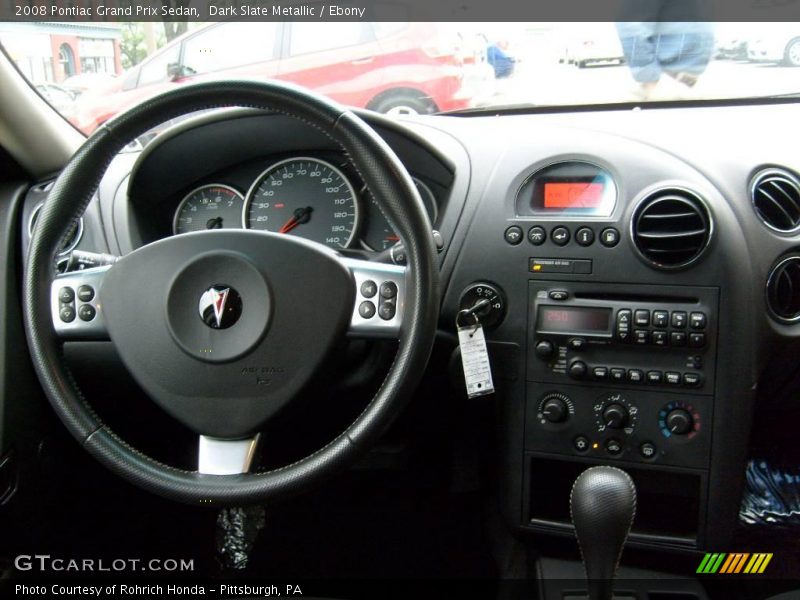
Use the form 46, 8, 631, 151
600, 228, 620, 248
690, 312, 707, 329
575, 227, 595, 247
610, 368, 626, 382
504, 226, 523, 245
634, 309, 650, 326
670, 331, 687, 347
616, 309, 632, 343
534, 339, 556, 360
568, 360, 588, 379
528, 226, 546, 245
593, 366, 609, 380
689, 333, 706, 348
627, 369, 644, 383
671, 311, 688, 328
652, 330, 668, 346
634, 329, 650, 345
548, 289, 569, 301
652, 310, 669, 328
551, 226, 570, 246
665, 372, 682, 385
683, 372, 703, 387
646, 370, 664, 384
568, 337, 587, 351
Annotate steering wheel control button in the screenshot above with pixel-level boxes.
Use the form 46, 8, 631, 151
198, 285, 243, 330
640, 442, 657, 459
528, 226, 546, 245
77, 285, 95, 302
58, 286, 75, 304
605, 438, 623, 456
627, 369, 644, 383
575, 227, 595, 246
551, 226, 570, 246
690, 312, 707, 329
600, 228, 620, 247
504, 226, 523, 245
573, 436, 590, 453
59, 305, 76, 323
360, 280, 377, 298
379, 281, 398, 299
378, 301, 396, 321
671, 311, 688, 328
359, 301, 376, 319
78, 304, 96, 322
689, 333, 706, 348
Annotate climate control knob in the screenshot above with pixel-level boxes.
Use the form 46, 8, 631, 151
542, 397, 568, 423
568, 360, 588, 379
602, 403, 629, 429
665, 409, 693, 435
535, 339, 555, 360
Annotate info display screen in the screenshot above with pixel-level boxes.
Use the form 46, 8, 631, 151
537, 306, 612, 334
543, 182, 605, 209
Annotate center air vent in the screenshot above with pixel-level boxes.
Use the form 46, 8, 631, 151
631, 189, 712, 269
751, 169, 800, 232
767, 255, 800, 323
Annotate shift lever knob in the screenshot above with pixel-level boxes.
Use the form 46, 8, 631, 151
570, 466, 637, 600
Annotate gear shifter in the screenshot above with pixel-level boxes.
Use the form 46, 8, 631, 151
570, 466, 637, 600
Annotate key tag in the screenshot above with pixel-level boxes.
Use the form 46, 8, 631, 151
456, 309, 495, 398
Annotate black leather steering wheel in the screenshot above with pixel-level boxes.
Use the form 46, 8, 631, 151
22, 80, 439, 505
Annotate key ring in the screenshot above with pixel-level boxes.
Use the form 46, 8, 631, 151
456, 309, 481, 336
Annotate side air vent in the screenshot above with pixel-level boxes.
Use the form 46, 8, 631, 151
751, 169, 800, 232
767, 255, 800, 323
631, 189, 712, 269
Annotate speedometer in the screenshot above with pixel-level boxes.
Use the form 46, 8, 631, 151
173, 184, 244, 235
243, 157, 359, 249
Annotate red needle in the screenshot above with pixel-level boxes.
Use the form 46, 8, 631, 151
279, 216, 299, 234
278, 206, 313, 234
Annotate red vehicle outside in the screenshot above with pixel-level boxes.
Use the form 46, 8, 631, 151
71, 22, 475, 134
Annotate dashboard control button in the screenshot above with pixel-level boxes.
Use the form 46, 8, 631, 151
689, 333, 706, 348
652, 330, 668, 346
652, 310, 669, 328
627, 369, 644, 383
670, 331, 687, 347
78, 304, 96, 322
378, 301, 396, 321
665, 371, 681, 385
360, 280, 377, 298
634, 309, 650, 326
551, 226, 570, 246
58, 286, 74, 304
605, 438, 623, 456
542, 397, 569, 423
610, 368, 626, 382
504, 226, 523, 245
593, 366, 609, 380
665, 409, 694, 435
646, 370, 663, 384
634, 329, 649, 345
358, 301, 376, 319
527, 226, 546, 245
640, 442, 657, 459
568, 360, 588, 379
548, 289, 569, 301
574, 436, 590, 452
602, 404, 629, 429
616, 309, 632, 343
690, 312, 707, 329
671, 311, 687, 328
59, 305, 76, 323
683, 372, 703, 387
599, 228, 620, 247
380, 281, 398, 299
568, 337, 586, 351
688, 355, 704, 369
534, 339, 556, 360
575, 227, 595, 246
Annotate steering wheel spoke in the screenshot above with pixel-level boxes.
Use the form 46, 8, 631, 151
198, 434, 260, 475
340, 257, 406, 339
51, 266, 110, 340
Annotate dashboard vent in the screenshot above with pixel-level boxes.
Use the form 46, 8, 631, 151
767, 255, 800, 323
751, 169, 800, 232
632, 189, 712, 269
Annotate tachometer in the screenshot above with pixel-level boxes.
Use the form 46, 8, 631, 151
243, 157, 359, 249
173, 184, 244, 235
362, 178, 438, 251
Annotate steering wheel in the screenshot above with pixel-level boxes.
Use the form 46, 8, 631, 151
22, 81, 439, 505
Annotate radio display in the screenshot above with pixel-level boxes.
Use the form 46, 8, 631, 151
543, 182, 605, 209
537, 305, 612, 334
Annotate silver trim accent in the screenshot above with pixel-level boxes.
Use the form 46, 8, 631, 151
341, 257, 406, 338
766, 255, 800, 324
29, 202, 84, 257
242, 156, 361, 249
629, 186, 714, 271
750, 168, 800, 234
51, 266, 110, 339
198, 434, 260, 475
172, 183, 244, 235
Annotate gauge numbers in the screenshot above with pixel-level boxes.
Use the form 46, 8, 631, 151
173, 185, 244, 235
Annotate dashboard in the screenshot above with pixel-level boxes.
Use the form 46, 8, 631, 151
17, 100, 800, 555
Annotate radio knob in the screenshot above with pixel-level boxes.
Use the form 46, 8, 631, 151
568, 360, 588, 379
535, 339, 556, 360
602, 403, 629, 429
542, 396, 568, 423
665, 409, 693, 435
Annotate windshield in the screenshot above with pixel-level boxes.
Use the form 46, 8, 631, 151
2, 21, 799, 135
